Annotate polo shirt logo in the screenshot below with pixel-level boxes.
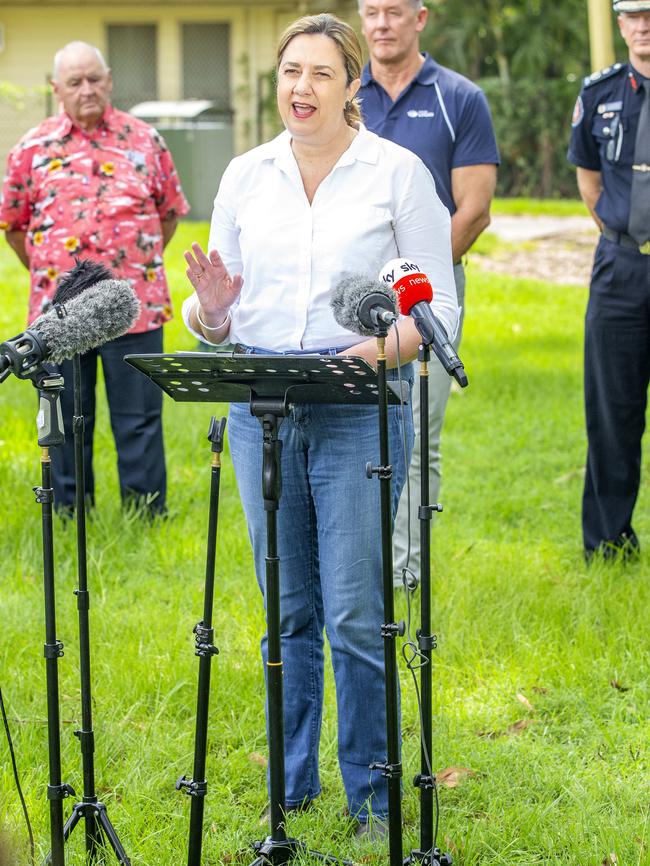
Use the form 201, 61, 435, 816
407, 110, 435, 118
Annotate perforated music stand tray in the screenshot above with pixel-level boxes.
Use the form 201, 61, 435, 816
123, 350, 408, 407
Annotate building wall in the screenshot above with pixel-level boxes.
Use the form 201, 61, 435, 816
0, 1, 359, 191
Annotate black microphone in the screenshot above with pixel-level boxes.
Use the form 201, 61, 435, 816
379, 258, 467, 387
330, 274, 398, 336
0, 262, 141, 383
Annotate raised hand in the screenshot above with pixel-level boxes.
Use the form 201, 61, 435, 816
184, 242, 243, 325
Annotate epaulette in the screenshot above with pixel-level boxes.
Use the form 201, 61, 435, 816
583, 62, 625, 89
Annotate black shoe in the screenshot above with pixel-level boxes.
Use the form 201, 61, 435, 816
353, 818, 388, 842
585, 531, 640, 564
259, 799, 313, 827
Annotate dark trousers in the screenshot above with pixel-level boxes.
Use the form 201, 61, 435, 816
583, 236, 650, 552
50, 328, 166, 513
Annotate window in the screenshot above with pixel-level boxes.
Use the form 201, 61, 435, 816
182, 23, 230, 110
107, 24, 157, 110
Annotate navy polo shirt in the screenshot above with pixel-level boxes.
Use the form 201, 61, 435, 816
359, 53, 500, 215
568, 62, 648, 234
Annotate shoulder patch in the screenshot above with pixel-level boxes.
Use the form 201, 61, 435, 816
571, 95, 584, 127
583, 62, 624, 89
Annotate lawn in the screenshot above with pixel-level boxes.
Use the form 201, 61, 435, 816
0, 221, 648, 866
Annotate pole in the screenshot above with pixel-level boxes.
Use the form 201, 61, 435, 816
588, 0, 615, 71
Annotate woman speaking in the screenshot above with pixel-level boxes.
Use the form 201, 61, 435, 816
182, 13, 457, 837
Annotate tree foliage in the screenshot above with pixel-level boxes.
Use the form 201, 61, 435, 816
420, 0, 603, 196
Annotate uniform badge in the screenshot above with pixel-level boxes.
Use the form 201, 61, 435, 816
571, 95, 584, 128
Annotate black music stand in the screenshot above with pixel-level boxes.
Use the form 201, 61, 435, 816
124, 351, 408, 866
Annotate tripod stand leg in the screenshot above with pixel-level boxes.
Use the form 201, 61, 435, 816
95, 805, 131, 865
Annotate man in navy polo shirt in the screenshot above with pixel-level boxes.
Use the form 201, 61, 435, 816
359, 0, 499, 585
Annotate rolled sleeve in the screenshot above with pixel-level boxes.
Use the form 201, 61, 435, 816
394, 158, 458, 340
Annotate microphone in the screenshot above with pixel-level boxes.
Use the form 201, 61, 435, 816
330, 274, 398, 336
0, 261, 141, 383
378, 258, 468, 388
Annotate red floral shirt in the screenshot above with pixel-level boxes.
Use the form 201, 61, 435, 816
0, 105, 189, 331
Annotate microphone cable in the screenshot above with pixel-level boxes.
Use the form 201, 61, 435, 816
401, 590, 441, 856
393, 327, 418, 591
0, 687, 35, 866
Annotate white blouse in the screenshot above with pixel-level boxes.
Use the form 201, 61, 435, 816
183, 125, 458, 351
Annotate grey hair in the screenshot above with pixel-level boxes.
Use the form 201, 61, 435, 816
358, 0, 423, 10
52, 42, 108, 81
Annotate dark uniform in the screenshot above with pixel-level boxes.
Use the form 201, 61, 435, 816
568, 61, 650, 556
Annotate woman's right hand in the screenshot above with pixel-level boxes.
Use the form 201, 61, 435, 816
184, 241, 243, 326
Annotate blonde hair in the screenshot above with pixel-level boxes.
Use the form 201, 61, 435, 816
276, 14, 362, 127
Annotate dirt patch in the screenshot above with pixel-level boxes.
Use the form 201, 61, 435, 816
473, 215, 599, 286
473, 232, 597, 287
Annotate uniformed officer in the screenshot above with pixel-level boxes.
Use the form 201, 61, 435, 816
358, 0, 499, 585
568, 0, 650, 559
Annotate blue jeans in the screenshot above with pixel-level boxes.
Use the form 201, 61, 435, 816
228, 364, 414, 820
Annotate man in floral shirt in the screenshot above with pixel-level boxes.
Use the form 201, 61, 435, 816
0, 41, 189, 515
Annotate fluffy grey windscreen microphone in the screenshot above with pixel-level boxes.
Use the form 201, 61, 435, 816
53, 259, 115, 305
330, 274, 399, 337
32, 279, 141, 364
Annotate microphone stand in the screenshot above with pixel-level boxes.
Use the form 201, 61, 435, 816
404, 344, 451, 866
366, 324, 404, 866
32, 369, 74, 866
176, 416, 226, 866
49, 354, 130, 865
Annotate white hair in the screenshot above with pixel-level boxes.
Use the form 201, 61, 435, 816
358, 0, 423, 10
52, 42, 108, 81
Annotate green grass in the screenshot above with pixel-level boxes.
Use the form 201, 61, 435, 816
492, 198, 588, 217
1, 222, 649, 866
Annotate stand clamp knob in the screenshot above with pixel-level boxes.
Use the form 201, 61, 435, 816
418, 503, 443, 520
369, 761, 402, 779
176, 775, 208, 798
413, 773, 436, 790
381, 621, 405, 639
194, 622, 219, 657
47, 783, 75, 801
44, 640, 64, 659
417, 629, 438, 651
33, 486, 54, 504
366, 461, 392, 480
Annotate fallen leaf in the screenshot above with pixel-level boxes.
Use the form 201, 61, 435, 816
610, 679, 630, 692
248, 752, 268, 768
506, 719, 535, 735
516, 692, 534, 711
444, 836, 458, 855
435, 766, 477, 788
477, 718, 535, 738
